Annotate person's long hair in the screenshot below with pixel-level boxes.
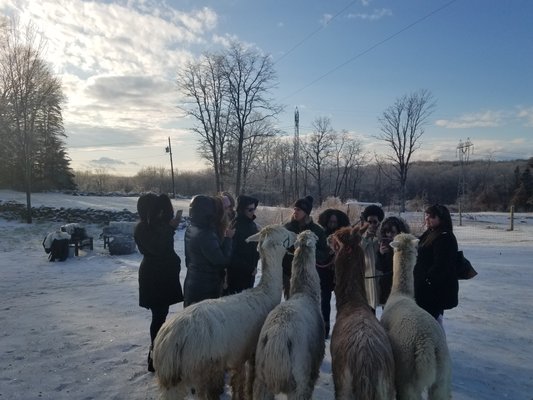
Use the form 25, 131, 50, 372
137, 193, 158, 224
420, 204, 453, 247
317, 208, 351, 235
214, 195, 228, 240
379, 216, 411, 238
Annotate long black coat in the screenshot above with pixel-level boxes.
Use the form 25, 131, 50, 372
183, 225, 232, 306
414, 230, 459, 316
226, 214, 260, 294
135, 222, 183, 309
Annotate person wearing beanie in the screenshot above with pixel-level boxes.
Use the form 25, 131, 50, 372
183, 195, 233, 307
359, 204, 385, 313
282, 195, 329, 300
225, 195, 260, 294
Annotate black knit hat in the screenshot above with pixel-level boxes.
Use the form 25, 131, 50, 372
294, 195, 314, 215
236, 195, 259, 212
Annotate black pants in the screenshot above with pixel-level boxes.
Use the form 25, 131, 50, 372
316, 267, 335, 332
150, 305, 169, 344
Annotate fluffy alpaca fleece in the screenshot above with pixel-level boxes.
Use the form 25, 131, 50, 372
153, 225, 296, 400
380, 233, 452, 400
253, 230, 325, 400
329, 226, 395, 400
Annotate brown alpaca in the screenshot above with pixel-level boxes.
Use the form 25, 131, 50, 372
330, 226, 395, 400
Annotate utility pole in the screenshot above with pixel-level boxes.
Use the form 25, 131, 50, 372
293, 107, 300, 200
457, 138, 474, 226
165, 137, 176, 198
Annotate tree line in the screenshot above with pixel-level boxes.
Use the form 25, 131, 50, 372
72, 157, 533, 213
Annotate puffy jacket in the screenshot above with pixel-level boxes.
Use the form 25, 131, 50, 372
414, 230, 459, 315
183, 195, 231, 306
135, 222, 183, 309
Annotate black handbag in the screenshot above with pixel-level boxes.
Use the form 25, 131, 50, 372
456, 251, 478, 280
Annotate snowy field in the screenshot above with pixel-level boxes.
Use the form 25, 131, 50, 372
0, 190, 532, 400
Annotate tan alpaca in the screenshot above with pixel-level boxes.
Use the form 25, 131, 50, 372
330, 226, 395, 400
381, 233, 452, 400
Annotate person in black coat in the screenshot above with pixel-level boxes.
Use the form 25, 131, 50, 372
414, 204, 459, 324
282, 195, 330, 300
134, 193, 183, 372
226, 195, 260, 295
375, 216, 411, 307
317, 208, 351, 339
183, 195, 233, 307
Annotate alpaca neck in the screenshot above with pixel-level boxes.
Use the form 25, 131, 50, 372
256, 247, 285, 295
390, 251, 415, 297
334, 252, 368, 310
290, 247, 320, 301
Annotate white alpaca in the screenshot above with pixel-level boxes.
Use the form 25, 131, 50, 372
329, 226, 395, 400
153, 225, 296, 400
381, 233, 451, 400
253, 230, 325, 400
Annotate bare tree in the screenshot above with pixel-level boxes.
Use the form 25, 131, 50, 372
329, 131, 365, 199
223, 42, 283, 195
301, 116, 335, 203
0, 19, 66, 222
176, 52, 231, 192
238, 113, 278, 193
376, 89, 435, 212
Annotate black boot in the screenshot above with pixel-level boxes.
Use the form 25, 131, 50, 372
147, 345, 155, 372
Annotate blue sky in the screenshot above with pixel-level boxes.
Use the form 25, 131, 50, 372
2, 0, 532, 175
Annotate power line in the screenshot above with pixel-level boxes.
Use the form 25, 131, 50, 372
274, 0, 359, 65
282, 0, 459, 101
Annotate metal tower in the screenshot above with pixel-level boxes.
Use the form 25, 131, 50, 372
456, 138, 474, 225
293, 107, 300, 199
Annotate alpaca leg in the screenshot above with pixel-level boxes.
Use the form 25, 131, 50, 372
287, 382, 315, 400
230, 366, 246, 400
159, 384, 188, 400
253, 377, 275, 400
197, 372, 225, 400
245, 358, 255, 400
428, 379, 451, 400
397, 384, 423, 400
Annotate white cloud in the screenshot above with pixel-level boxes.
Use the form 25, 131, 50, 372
517, 107, 533, 127
347, 8, 392, 21
435, 111, 503, 129
320, 13, 333, 27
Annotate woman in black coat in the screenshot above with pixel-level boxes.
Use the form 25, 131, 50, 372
317, 208, 350, 338
183, 195, 233, 307
226, 195, 260, 295
414, 204, 459, 323
134, 193, 183, 372
375, 216, 411, 307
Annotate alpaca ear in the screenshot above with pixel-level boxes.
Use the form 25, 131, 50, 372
411, 238, 419, 246
246, 232, 261, 243
390, 240, 399, 249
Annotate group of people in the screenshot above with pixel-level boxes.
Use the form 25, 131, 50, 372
134, 191, 459, 371
354, 203, 459, 323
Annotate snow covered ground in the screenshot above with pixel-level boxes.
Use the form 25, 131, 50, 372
0, 190, 532, 399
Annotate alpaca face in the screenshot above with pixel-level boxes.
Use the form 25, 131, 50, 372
246, 224, 296, 250
294, 230, 318, 249
329, 226, 362, 254
390, 233, 419, 254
